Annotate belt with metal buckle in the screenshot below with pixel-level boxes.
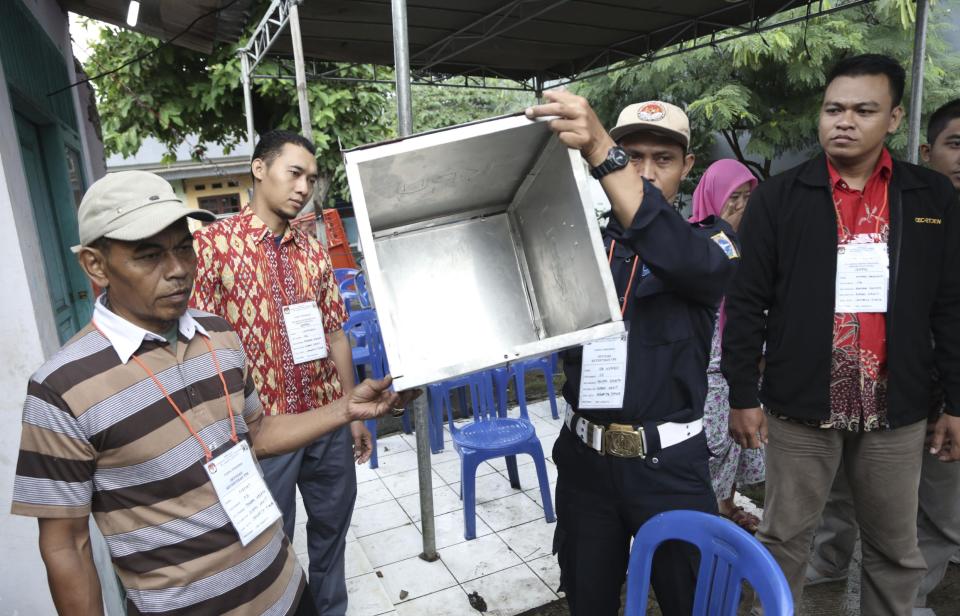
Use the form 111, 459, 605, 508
563, 405, 703, 458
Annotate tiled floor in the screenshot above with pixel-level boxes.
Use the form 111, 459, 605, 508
294, 399, 564, 616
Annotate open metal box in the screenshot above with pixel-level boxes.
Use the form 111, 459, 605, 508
343, 114, 624, 390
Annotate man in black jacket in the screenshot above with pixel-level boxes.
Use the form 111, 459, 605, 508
722, 54, 960, 615
527, 92, 739, 615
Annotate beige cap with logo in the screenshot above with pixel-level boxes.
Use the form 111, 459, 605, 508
72, 170, 216, 252
609, 101, 691, 149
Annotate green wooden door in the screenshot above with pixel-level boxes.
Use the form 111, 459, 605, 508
15, 112, 83, 342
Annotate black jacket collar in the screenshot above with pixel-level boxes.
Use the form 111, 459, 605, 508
796, 151, 926, 191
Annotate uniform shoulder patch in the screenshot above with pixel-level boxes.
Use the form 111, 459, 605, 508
710, 231, 739, 259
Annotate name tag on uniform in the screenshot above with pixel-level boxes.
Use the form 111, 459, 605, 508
835, 240, 888, 313
578, 332, 628, 410
204, 441, 282, 546
282, 301, 328, 364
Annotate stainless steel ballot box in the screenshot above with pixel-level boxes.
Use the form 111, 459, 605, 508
343, 114, 624, 390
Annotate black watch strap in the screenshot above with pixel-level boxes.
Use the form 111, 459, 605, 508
589, 146, 630, 180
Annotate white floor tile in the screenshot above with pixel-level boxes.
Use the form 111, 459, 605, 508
394, 586, 471, 616
396, 484, 462, 522
295, 494, 307, 524
528, 554, 562, 595
358, 523, 424, 568
432, 457, 495, 485
380, 468, 445, 499
539, 433, 560, 459
374, 449, 421, 477
530, 416, 561, 437
497, 519, 555, 562
345, 538, 375, 579
461, 563, 558, 616
350, 499, 411, 538
500, 458, 557, 490
472, 471, 525, 504
356, 478, 396, 509
347, 526, 358, 543
440, 533, 522, 582
375, 433, 412, 459
356, 460, 380, 483
485, 455, 534, 473
377, 554, 458, 604
345, 572, 395, 616
415, 509, 493, 549
524, 482, 556, 508
297, 551, 309, 571
527, 399, 559, 420
293, 521, 307, 555
476, 492, 546, 532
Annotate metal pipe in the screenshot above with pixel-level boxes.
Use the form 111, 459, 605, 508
289, 1, 313, 142
239, 52, 256, 149
392, 0, 414, 137
390, 0, 433, 558
411, 395, 437, 560
907, 0, 930, 164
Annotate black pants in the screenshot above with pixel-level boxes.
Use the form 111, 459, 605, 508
552, 427, 718, 616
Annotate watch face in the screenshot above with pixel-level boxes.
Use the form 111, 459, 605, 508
611, 147, 630, 166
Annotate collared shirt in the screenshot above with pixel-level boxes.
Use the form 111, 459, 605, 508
192, 207, 348, 415
93, 294, 208, 362
825, 149, 893, 431
11, 305, 304, 615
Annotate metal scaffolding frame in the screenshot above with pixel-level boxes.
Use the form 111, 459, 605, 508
236, 0, 933, 559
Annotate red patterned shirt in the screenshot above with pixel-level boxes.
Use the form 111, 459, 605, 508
825, 149, 893, 431
192, 208, 348, 415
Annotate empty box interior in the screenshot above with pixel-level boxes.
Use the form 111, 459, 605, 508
345, 115, 622, 389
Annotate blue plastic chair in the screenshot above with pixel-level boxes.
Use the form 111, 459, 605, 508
434, 371, 556, 540
339, 272, 371, 313
624, 510, 793, 616
491, 354, 560, 420
334, 267, 358, 284
344, 310, 387, 468
344, 309, 412, 468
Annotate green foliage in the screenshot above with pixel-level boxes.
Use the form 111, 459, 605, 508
84, 22, 394, 198
410, 83, 535, 132
575, 0, 960, 189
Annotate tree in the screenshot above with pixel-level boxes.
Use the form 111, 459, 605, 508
574, 0, 960, 187
83, 23, 394, 200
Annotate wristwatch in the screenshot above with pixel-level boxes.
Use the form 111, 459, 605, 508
589, 146, 630, 180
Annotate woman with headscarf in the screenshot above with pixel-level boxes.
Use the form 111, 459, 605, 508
692, 159, 763, 532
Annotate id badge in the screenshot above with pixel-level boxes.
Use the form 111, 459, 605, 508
281, 301, 328, 364
578, 331, 628, 410
835, 240, 888, 313
204, 441, 282, 546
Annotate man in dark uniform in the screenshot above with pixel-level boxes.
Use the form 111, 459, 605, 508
526, 92, 740, 615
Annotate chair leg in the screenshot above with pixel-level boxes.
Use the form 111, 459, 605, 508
515, 369, 529, 418
505, 455, 521, 489
461, 456, 479, 540
544, 368, 560, 420
366, 419, 379, 469
401, 409, 412, 434
428, 391, 444, 454
531, 451, 556, 523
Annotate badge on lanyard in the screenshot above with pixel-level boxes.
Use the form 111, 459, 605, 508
835, 237, 888, 313
204, 441, 282, 546
282, 301, 328, 364
578, 331, 628, 410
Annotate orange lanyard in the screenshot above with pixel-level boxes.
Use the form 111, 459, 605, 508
93, 321, 238, 462
608, 240, 640, 317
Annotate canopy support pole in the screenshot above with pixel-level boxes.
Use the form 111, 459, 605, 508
907, 0, 929, 164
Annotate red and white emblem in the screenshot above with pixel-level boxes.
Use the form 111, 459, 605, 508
637, 102, 666, 122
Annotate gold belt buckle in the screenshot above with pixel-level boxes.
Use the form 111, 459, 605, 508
603, 423, 645, 458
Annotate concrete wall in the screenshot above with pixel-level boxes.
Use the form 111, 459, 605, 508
183, 172, 253, 211
0, 1, 116, 614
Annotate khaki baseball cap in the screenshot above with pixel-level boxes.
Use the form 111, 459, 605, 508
72, 170, 215, 253
609, 101, 691, 149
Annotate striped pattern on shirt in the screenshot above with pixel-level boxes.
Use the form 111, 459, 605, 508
12, 310, 304, 616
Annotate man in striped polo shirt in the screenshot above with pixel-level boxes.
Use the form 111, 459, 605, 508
11, 171, 414, 616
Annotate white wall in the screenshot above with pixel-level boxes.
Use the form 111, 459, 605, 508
0, 2, 115, 614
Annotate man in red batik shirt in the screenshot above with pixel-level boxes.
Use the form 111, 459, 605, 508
192, 130, 372, 615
